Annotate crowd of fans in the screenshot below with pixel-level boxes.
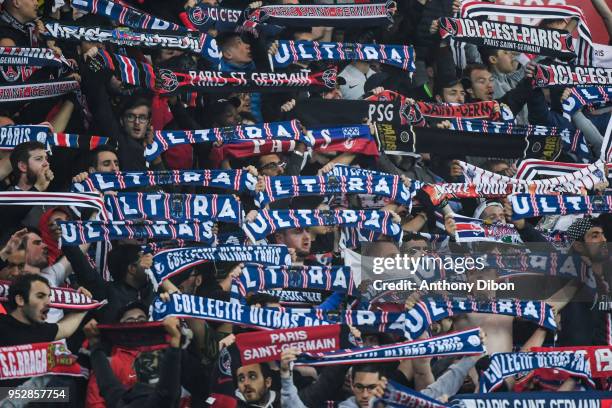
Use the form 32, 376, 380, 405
0, 0, 609, 407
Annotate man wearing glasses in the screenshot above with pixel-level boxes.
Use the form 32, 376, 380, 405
257, 154, 286, 177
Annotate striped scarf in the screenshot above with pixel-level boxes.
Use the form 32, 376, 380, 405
71, 0, 187, 32
561, 86, 612, 119
0, 280, 106, 310
452, 214, 523, 245
232, 265, 356, 298
104, 192, 242, 223
459, 159, 607, 191
449, 119, 592, 162
243, 2, 394, 30
146, 120, 306, 161
70, 169, 257, 193
254, 173, 414, 208
415, 101, 502, 121
0, 80, 80, 102
453, 392, 612, 408
150, 245, 292, 284
381, 379, 449, 408
0, 125, 108, 151
511, 194, 612, 220
0, 340, 82, 380
295, 328, 483, 366
0, 47, 73, 68
460, 1, 593, 66
481, 351, 594, 392
270, 40, 415, 72
439, 17, 575, 60
99, 50, 337, 94
0, 191, 107, 218
515, 159, 612, 183
242, 209, 403, 243
44, 22, 219, 65
58, 220, 214, 245
533, 64, 612, 87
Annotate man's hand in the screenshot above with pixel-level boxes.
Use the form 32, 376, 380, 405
450, 160, 463, 178
219, 333, 236, 350
0, 228, 28, 259
280, 99, 296, 113
77, 286, 93, 299
525, 60, 538, 78
162, 316, 182, 348
404, 291, 422, 310
255, 176, 265, 193
268, 41, 279, 56
280, 347, 300, 378
429, 19, 440, 35
372, 376, 388, 399
436, 120, 452, 129
83, 319, 100, 348
139, 253, 153, 269
317, 161, 336, 176
245, 210, 259, 223
34, 168, 54, 191
244, 165, 258, 177
72, 171, 89, 184
444, 214, 457, 236
502, 198, 525, 229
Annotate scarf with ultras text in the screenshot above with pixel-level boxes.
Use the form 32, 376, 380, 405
151, 245, 292, 285
242, 209, 403, 243
561, 86, 612, 119
104, 192, 242, 223
43, 22, 220, 65
58, 220, 215, 245
233, 265, 357, 297
380, 379, 449, 408
0, 80, 80, 102
254, 173, 414, 208
70, 169, 257, 193
144, 120, 306, 161
439, 17, 575, 60
0, 47, 74, 68
270, 40, 415, 72
480, 351, 594, 392
0, 280, 106, 310
532, 64, 612, 87
511, 194, 612, 220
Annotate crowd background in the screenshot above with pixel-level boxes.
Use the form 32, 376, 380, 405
0, 0, 609, 407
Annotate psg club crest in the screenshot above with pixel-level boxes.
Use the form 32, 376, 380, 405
321, 68, 337, 89
440, 17, 458, 36
188, 5, 211, 26
156, 69, 179, 93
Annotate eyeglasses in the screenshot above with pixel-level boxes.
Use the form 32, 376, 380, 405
353, 383, 378, 392
124, 113, 150, 123
259, 161, 285, 171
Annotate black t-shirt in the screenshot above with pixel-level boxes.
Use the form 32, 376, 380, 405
0, 314, 59, 387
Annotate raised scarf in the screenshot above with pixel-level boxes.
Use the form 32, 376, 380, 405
515, 160, 612, 183
254, 173, 414, 208
295, 328, 484, 366
243, 2, 394, 29
449, 119, 592, 162
533, 64, 612, 87
144, 120, 304, 161
151, 293, 331, 330
511, 194, 612, 220
0, 340, 82, 380
0, 280, 106, 310
255, 289, 325, 305
452, 214, 523, 245
533, 345, 612, 379
480, 351, 594, 392
233, 265, 356, 297
58, 220, 214, 245
104, 192, 241, 223
0, 191, 107, 219
415, 101, 502, 121
0, 125, 109, 151
235, 324, 353, 365
373, 122, 562, 161
452, 392, 612, 408
184, 4, 243, 33
71, 0, 187, 32
0, 79, 80, 102
70, 169, 257, 193
0, 46, 73, 68
459, 159, 607, 191
439, 17, 575, 60
100, 50, 337, 94
270, 40, 415, 72
561, 86, 612, 119
43, 22, 219, 65
242, 209, 403, 243
151, 245, 291, 284
460, 1, 593, 66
